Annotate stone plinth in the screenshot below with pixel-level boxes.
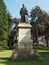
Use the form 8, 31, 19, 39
11, 23, 38, 60
18, 23, 33, 50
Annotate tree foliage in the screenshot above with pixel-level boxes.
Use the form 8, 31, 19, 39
30, 6, 49, 47
30, 6, 49, 34
7, 18, 19, 49
0, 0, 8, 50
7, 12, 12, 35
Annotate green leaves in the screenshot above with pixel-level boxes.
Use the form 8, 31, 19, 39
30, 6, 49, 36
0, 0, 8, 49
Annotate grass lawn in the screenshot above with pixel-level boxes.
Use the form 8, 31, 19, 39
0, 50, 49, 65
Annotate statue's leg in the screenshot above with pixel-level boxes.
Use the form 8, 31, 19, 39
22, 16, 25, 22
21, 17, 23, 22
24, 16, 25, 22
21, 16, 25, 22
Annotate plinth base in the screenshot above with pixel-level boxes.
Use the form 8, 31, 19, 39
11, 23, 38, 60
11, 49, 38, 60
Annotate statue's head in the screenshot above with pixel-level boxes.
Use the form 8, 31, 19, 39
22, 4, 24, 8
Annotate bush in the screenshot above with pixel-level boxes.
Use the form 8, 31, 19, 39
39, 45, 49, 50
34, 44, 49, 50
0, 40, 8, 51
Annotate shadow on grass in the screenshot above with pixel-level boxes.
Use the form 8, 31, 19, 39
39, 52, 49, 58
0, 52, 49, 65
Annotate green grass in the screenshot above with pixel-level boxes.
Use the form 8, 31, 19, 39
0, 50, 49, 65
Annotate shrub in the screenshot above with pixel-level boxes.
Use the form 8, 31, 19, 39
0, 40, 8, 51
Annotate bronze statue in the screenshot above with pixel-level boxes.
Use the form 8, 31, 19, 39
20, 4, 28, 22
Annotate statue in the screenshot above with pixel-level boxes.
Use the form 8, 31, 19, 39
20, 4, 28, 22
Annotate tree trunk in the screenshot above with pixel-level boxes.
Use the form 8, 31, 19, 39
45, 30, 48, 47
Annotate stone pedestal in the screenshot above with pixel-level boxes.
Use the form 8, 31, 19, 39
11, 23, 38, 60
18, 23, 33, 50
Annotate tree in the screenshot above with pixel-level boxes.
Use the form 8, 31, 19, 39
7, 13, 13, 49
7, 18, 19, 49
30, 6, 49, 47
7, 12, 12, 35
0, 0, 8, 50
45, 24, 49, 47
30, 6, 42, 49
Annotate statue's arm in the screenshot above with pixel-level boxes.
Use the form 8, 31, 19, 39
25, 8, 28, 15
20, 8, 22, 15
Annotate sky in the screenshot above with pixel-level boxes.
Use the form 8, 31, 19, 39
4, 0, 49, 18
